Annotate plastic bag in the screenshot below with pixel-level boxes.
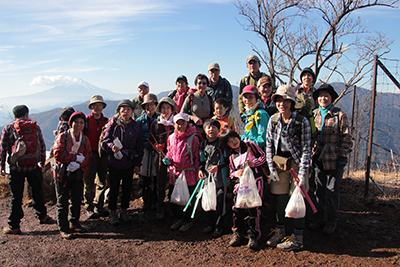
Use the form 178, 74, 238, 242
285, 185, 306, 218
201, 175, 217, 211
235, 166, 262, 209
170, 171, 190, 206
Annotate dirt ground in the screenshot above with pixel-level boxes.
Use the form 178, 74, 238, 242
0, 169, 399, 266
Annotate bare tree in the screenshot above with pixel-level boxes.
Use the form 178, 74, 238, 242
235, 0, 398, 94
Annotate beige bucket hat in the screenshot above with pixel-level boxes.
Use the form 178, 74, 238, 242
88, 95, 107, 109
271, 85, 296, 103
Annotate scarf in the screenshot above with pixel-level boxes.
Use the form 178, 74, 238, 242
159, 114, 174, 126
70, 129, 82, 154
174, 90, 187, 113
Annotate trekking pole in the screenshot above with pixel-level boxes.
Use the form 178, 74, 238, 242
148, 139, 166, 158
183, 178, 204, 212
191, 179, 205, 218
289, 168, 318, 213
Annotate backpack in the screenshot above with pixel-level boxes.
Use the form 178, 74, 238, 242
168, 133, 196, 165
10, 120, 41, 166
244, 72, 268, 86
313, 106, 341, 134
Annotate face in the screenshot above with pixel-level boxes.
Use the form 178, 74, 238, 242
138, 85, 149, 98
247, 60, 261, 75
302, 73, 314, 87
145, 102, 156, 116
196, 78, 208, 93
227, 137, 240, 150
72, 117, 85, 133
176, 79, 187, 92
258, 83, 272, 98
318, 90, 333, 108
208, 68, 220, 82
243, 93, 257, 108
160, 103, 172, 119
90, 102, 105, 115
119, 106, 133, 120
214, 102, 228, 117
205, 124, 218, 140
275, 96, 293, 115
174, 119, 188, 134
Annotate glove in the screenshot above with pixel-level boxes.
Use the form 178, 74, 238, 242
76, 154, 85, 163
113, 137, 123, 149
298, 175, 305, 188
269, 170, 280, 182
155, 144, 165, 152
162, 157, 171, 166
66, 162, 80, 172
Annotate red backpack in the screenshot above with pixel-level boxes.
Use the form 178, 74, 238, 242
11, 120, 41, 166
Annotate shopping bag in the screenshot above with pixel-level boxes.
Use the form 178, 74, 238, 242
170, 171, 190, 206
285, 185, 306, 218
235, 166, 262, 209
201, 174, 217, 211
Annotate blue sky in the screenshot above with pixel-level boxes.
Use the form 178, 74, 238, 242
0, 0, 399, 98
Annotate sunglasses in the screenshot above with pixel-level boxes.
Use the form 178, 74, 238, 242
198, 82, 207, 85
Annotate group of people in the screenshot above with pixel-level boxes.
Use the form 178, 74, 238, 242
0, 55, 352, 253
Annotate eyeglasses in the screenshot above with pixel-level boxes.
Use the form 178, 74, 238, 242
198, 82, 207, 85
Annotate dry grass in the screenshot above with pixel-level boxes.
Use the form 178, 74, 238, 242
0, 173, 10, 198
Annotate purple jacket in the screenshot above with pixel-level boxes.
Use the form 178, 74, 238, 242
102, 115, 144, 170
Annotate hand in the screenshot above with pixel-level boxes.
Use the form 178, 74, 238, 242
199, 170, 205, 179
76, 154, 85, 163
162, 157, 171, 166
66, 162, 80, 172
1, 167, 7, 176
237, 169, 244, 177
245, 161, 254, 168
298, 175, 306, 188
269, 170, 280, 182
155, 144, 165, 152
191, 116, 203, 125
208, 165, 218, 174
113, 138, 123, 149
112, 145, 121, 153
134, 166, 140, 174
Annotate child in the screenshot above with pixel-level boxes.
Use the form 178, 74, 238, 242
199, 119, 229, 237
212, 98, 236, 137
220, 129, 266, 250
163, 113, 199, 232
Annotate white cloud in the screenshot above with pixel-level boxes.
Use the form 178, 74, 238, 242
30, 75, 78, 86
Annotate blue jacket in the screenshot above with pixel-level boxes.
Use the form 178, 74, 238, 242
241, 102, 270, 150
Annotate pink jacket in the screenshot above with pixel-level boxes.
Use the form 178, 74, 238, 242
166, 125, 199, 186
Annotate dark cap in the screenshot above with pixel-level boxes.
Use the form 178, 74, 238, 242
203, 119, 221, 130
176, 75, 188, 84
116, 99, 135, 113
313, 83, 339, 101
59, 107, 75, 121
13, 105, 29, 119
68, 111, 86, 127
300, 67, 316, 83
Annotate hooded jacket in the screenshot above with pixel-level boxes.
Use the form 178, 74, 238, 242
241, 101, 270, 150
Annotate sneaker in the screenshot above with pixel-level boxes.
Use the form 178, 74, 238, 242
170, 219, 184, 230
3, 226, 21, 235
266, 228, 285, 247
247, 238, 258, 250
212, 228, 223, 238
119, 208, 132, 222
323, 218, 337, 235
94, 207, 109, 217
69, 221, 87, 233
179, 222, 193, 232
109, 210, 120, 226
86, 210, 96, 219
60, 231, 72, 240
276, 234, 303, 251
39, 215, 56, 224
229, 233, 241, 247
203, 225, 214, 234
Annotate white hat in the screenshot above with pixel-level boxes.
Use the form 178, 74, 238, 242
137, 81, 149, 88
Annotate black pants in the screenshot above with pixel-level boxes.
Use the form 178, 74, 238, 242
168, 184, 196, 223
108, 166, 134, 210
8, 167, 47, 229
142, 175, 158, 207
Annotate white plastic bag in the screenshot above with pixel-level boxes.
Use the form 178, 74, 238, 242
201, 175, 217, 211
170, 171, 190, 206
235, 166, 262, 209
285, 185, 306, 218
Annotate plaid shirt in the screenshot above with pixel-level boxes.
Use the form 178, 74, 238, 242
0, 119, 46, 172
266, 111, 311, 178
313, 105, 353, 170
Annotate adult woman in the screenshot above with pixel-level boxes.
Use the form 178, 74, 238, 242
257, 76, 277, 116
102, 100, 144, 226
53, 111, 92, 239
308, 83, 352, 235
181, 74, 213, 140
168, 75, 194, 113
265, 85, 311, 251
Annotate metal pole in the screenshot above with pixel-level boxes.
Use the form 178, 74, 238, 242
364, 55, 378, 198
347, 85, 356, 177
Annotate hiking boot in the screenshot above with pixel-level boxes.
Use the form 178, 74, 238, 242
308, 217, 325, 230
86, 210, 96, 219
94, 207, 109, 217
266, 228, 285, 247
109, 210, 120, 226
247, 238, 258, 250
212, 228, 223, 238
179, 222, 193, 232
323, 218, 338, 235
119, 208, 132, 222
170, 219, 184, 230
60, 231, 72, 240
276, 234, 303, 251
229, 233, 241, 247
3, 226, 21, 235
39, 215, 56, 224
203, 225, 214, 234
69, 221, 87, 233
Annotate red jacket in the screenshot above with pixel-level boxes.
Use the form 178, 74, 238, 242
53, 130, 92, 180
85, 113, 108, 152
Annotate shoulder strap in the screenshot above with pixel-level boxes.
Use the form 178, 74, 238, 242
229, 116, 234, 128
271, 113, 279, 130
186, 134, 195, 165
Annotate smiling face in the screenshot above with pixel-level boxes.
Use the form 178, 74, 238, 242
317, 90, 333, 108
72, 117, 85, 133
301, 73, 314, 88
90, 102, 105, 116
174, 119, 188, 134
176, 79, 188, 93
275, 96, 293, 116
196, 78, 208, 95
160, 103, 172, 120
243, 93, 257, 108
208, 68, 220, 83
145, 102, 156, 117
119, 106, 133, 120
258, 83, 272, 99
227, 137, 240, 150
214, 102, 228, 117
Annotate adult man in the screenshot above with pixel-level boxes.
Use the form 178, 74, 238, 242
295, 67, 318, 109
238, 55, 269, 118
84, 95, 109, 218
207, 63, 233, 113
1, 105, 54, 234
131, 81, 150, 120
